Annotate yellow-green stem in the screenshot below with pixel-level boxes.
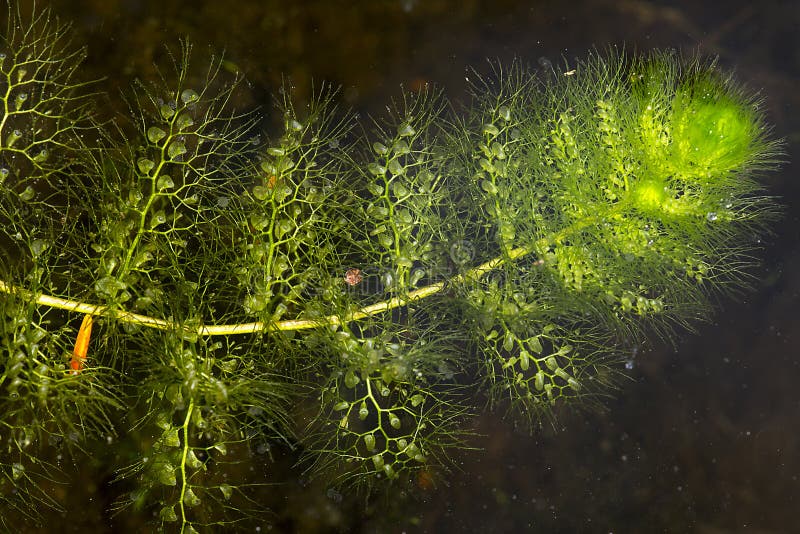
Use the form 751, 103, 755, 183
178, 399, 195, 533
0, 244, 530, 336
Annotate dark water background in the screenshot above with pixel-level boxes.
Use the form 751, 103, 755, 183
7, 0, 800, 532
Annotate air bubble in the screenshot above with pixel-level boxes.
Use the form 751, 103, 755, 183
367, 162, 386, 176
150, 210, 167, 228
33, 149, 49, 163
378, 233, 393, 248
0, 167, 9, 183
180, 89, 199, 104
397, 122, 416, 137
567, 377, 581, 391
519, 350, 530, 371
275, 218, 293, 239
147, 126, 166, 143
389, 414, 401, 429
393, 140, 410, 155
243, 294, 267, 314
706, 212, 718, 222
186, 450, 203, 469
498, 105, 511, 122
552, 367, 569, 382
344, 370, 359, 388
176, 113, 194, 130
6, 128, 22, 147
410, 268, 425, 286
162, 427, 180, 447
276, 157, 294, 172
481, 179, 498, 195
156, 176, 175, 190
371, 454, 384, 469
219, 484, 233, 500
482, 123, 500, 137
154, 412, 171, 431
154, 461, 177, 486
251, 186, 270, 202
534, 370, 545, 391
491, 142, 506, 159
31, 239, 49, 257
167, 141, 187, 159
18, 186, 34, 201
249, 213, 269, 231
396, 253, 413, 268
160, 104, 175, 119
137, 158, 155, 175
183, 488, 201, 507
15, 92, 28, 111
272, 258, 289, 278
381, 269, 394, 289
260, 160, 276, 175
160, 505, 178, 522
11, 463, 25, 480
449, 240, 475, 265
387, 159, 404, 176
389, 182, 408, 200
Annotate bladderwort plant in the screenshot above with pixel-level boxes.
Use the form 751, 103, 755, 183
0, 3, 783, 532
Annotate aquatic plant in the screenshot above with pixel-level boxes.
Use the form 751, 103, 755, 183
0, 3, 781, 531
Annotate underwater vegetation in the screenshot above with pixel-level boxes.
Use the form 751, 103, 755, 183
0, 2, 782, 532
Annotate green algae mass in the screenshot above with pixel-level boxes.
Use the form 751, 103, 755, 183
670, 77, 762, 173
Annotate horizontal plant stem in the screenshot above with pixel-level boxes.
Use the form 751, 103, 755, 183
0, 245, 531, 336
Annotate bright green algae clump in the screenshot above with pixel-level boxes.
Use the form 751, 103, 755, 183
451, 51, 778, 423
0, 6, 781, 529
669, 77, 764, 174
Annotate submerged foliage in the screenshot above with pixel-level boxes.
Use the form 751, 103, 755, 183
0, 2, 782, 531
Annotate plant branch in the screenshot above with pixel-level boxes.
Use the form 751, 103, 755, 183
0, 245, 530, 336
